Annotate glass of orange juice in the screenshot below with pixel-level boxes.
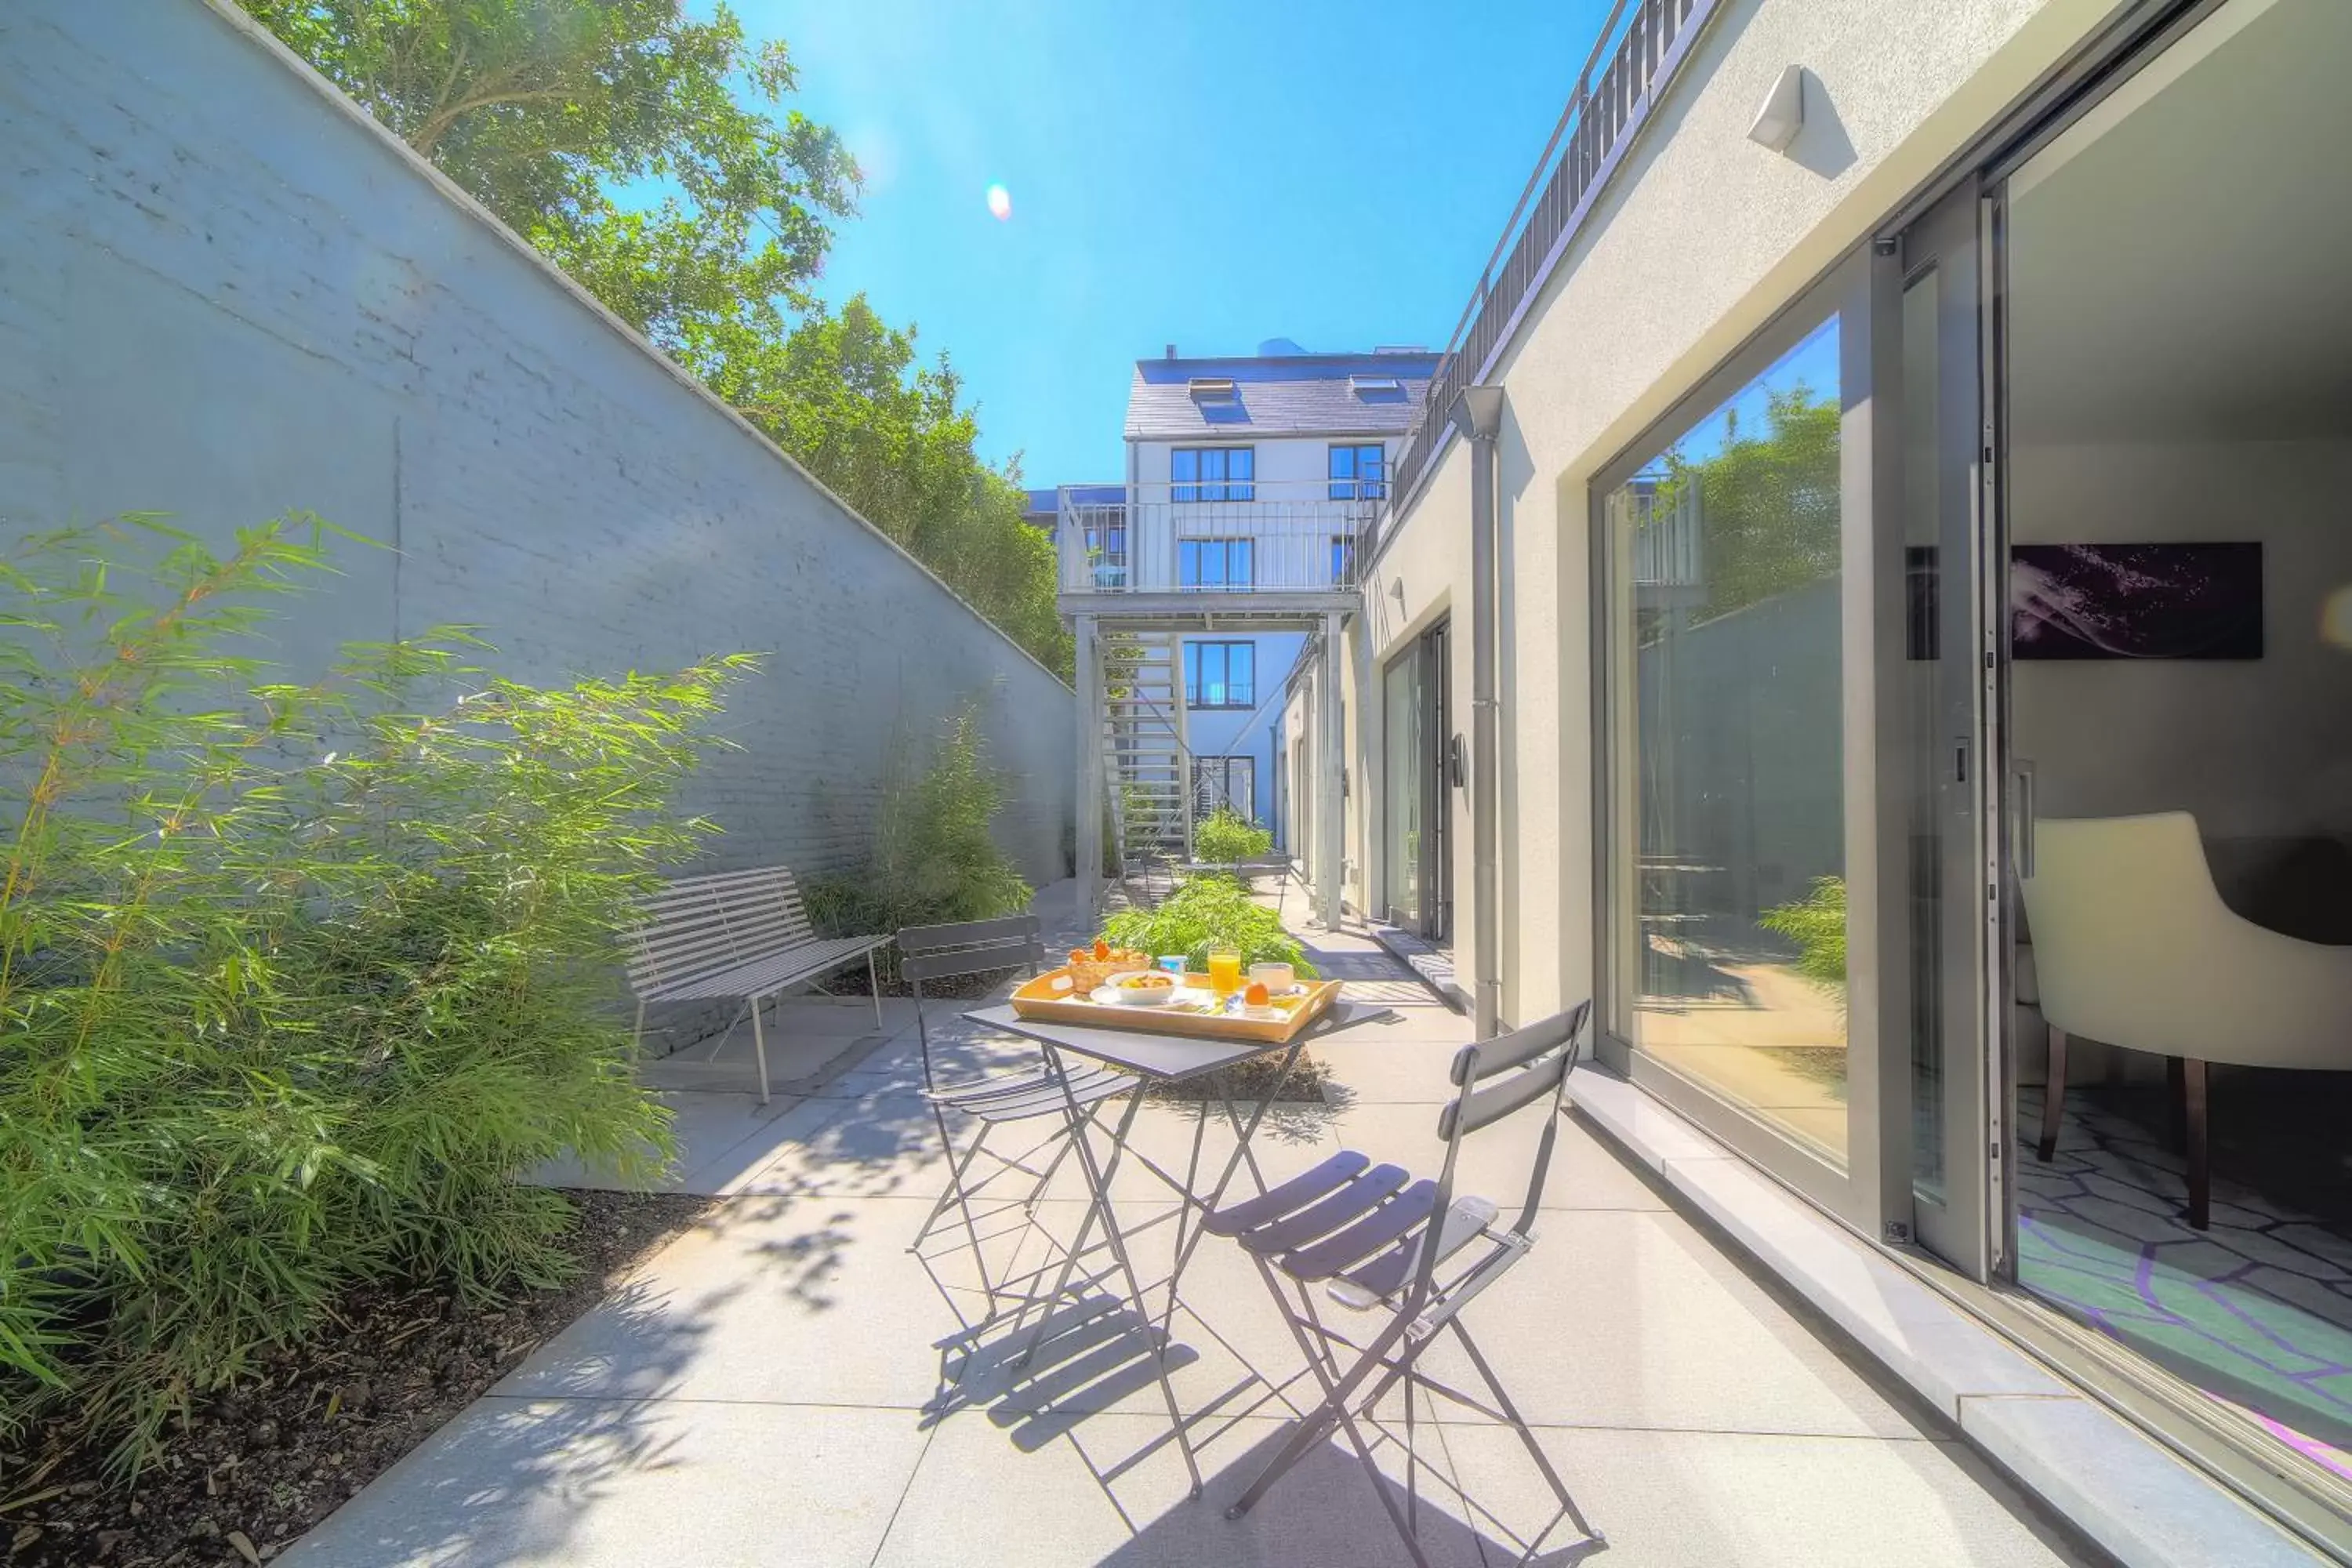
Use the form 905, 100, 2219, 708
1206, 948, 1243, 999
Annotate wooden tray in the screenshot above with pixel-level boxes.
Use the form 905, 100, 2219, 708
1010, 968, 1341, 1044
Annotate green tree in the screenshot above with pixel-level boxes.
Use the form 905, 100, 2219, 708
245, 0, 1072, 678
243, 0, 858, 346
702, 296, 1070, 673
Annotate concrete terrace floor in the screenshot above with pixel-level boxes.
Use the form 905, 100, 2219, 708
285, 879, 2107, 1567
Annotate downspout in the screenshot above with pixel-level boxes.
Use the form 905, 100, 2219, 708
1449, 386, 1506, 1040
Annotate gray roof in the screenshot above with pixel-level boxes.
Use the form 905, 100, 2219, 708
1125, 351, 1440, 442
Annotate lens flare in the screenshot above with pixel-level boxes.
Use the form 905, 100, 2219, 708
985, 183, 1012, 221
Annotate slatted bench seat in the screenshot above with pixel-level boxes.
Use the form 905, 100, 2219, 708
626, 865, 891, 1104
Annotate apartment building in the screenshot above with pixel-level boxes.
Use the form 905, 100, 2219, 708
1055, 344, 1437, 872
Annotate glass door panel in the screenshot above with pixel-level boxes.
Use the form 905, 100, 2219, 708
1419, 620, 1454, 944
1898, 181, 1994, 1277
1602, 314, 1853, 1170
1382, 650, 1423, 928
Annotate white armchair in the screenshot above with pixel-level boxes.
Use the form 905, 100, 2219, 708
2020, 811, 2352, 1228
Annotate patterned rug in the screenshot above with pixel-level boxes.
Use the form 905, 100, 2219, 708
2016, 1084, 2352, 1478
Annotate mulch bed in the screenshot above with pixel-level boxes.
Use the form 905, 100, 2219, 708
3, 1190, 716, 1567
813, 964, 1022, 1001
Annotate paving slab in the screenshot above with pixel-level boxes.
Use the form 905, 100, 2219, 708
521, 1091, 809, 1196
497, 1194, 982, 1410
1312, 1098, 1671, 1213
1441, 1423, 2098, 1568
282, 1397, 925, 1568
872, 1410, 1490, 1568
1400, 1208, 1937, 1438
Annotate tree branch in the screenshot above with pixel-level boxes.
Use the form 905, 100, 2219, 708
409, 84, 575, 157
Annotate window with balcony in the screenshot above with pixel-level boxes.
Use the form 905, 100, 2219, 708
1179, 539, 1254, 588
1085, 519, 1128, 588
1328, 442, 1387, 500
1173, 446, 1255, 503
1184, 641, 1254, 708
1330, 533, 1358, 585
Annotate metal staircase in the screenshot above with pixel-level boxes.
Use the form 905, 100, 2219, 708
1102, 630, 1189, 873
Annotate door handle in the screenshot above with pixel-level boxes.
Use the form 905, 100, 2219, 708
2015, 761, 2036, 879
1448, 734, 1466, 789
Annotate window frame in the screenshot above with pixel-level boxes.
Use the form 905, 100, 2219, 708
1173, 446, 1257, 503
1083, 516, 1128, 588
1183, 639, 1256, 709
1178, 538, 1256, 590
1588, 245, 1896, 1242
1328, 441, 1388, 501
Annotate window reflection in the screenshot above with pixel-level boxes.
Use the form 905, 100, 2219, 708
1606, 316, 1849, 1165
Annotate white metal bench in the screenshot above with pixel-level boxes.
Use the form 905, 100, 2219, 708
626, 865, 891, 1104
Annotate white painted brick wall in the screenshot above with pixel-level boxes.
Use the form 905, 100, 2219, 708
0, 2, 1077, 899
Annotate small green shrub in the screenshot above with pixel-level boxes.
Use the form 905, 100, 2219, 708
1102, 873, 1315, 975
1759, 875, 1847, 992
0, 516, 746, 1473
805, 702, 1031, 978
1194, 807, 1272, 867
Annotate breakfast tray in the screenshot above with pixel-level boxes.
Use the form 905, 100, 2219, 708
1008, 968, 1342, 1044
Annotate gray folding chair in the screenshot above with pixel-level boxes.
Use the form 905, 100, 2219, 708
1203, 1001, 1602, 1568
900, 916, 1139, 1307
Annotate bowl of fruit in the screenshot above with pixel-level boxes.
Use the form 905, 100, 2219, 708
1066, 939, 1150, 993
1104, 971, 1177, 1007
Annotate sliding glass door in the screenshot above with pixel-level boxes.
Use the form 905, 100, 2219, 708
1382, 648, 1424, 930
1381, 619, 1451, 941
1596, 249, 1920, 1231
1895, 180, 1998, 1278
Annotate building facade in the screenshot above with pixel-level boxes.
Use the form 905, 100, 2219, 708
1276, 0, 2352, 1553
1057, 347, 1436, 873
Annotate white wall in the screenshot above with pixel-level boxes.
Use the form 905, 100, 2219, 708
2011, 438, 2352, 844
1347, 0, 2122, 1025
1124, 434, 1396, 591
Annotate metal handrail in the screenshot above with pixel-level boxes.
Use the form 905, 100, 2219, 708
1382, 0, 1713, 528
1056, 481, 1380, 595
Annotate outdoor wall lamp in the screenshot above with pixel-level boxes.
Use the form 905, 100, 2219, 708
1748, 64, 1806, 153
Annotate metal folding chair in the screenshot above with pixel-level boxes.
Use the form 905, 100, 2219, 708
1203, 1001, 1602, 1568
900, 916, 1139, 1307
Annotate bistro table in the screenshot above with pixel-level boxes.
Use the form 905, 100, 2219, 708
958, 997, 1399, 1496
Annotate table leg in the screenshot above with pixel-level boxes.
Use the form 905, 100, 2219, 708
1160, 1035, 1313, 1316
1036, 1046, 1203, 1497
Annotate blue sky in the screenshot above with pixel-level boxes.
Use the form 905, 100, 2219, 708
721, 0, 1617, 485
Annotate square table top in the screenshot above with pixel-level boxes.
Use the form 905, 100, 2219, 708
960, 998, 1398, 1082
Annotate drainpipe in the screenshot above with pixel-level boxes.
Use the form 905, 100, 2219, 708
1449, 386, 1506, 1040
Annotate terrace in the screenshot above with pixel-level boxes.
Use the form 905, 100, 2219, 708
285, 877, 2105, 1567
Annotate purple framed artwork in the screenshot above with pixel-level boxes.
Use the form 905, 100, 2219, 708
2009, 543, 2263, 661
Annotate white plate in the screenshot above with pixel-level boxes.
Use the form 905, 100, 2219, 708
1091, 982, 1174, 1007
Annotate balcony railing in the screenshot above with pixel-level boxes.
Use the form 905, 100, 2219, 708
1057, 481, 1377, 597
1380, 0, 1718, 530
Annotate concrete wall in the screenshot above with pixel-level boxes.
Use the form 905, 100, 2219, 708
1351, 0, 2126, 1025
0, 2, 1076, 892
